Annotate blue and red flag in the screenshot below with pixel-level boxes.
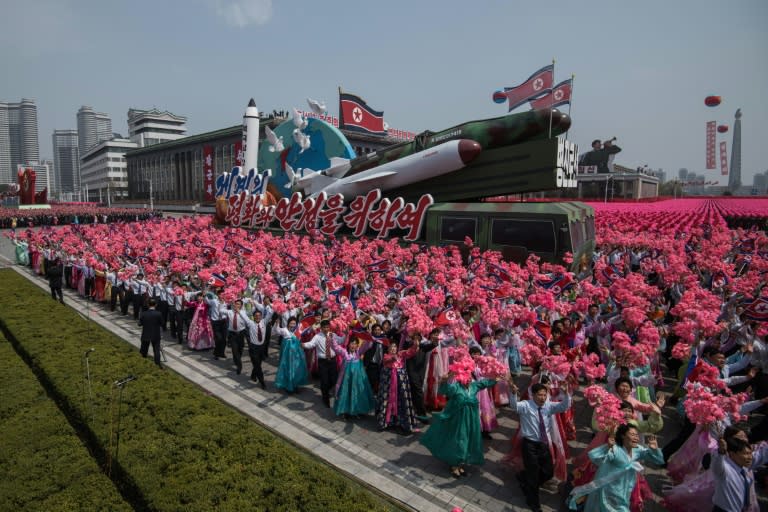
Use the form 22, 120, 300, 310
367, 259, 392, 273
535, 273, 573, 295
329, 283, 356, 308
481, 285, 509, 300
492, 64, 554, 112
487, 263, 512, 283
339, 91, 386, 135
529, 78, 572, 110
385, 276, 409, 295
434, 306, 460, 327
208, 273, 227, 288
743, 296, 768, 322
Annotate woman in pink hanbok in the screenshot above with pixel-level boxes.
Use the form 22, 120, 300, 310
470, 347, 498, 436
187, 297, 215, 350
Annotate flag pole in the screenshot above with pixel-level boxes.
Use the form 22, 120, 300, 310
566, 73, 575, 140
548, 58, 556, 139
338, 86, 344, 129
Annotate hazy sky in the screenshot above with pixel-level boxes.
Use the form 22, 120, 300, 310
2, 0, 767, 184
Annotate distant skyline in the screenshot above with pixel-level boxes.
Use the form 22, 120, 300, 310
2, 0, 767, 184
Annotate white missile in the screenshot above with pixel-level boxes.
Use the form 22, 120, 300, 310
295, 139, 481, 199
242, 98, 259, 172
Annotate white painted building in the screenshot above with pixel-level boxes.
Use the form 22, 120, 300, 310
128, 108, 187, 148
80, 138, 137, 204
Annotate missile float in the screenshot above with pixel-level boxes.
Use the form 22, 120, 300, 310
285, 139, 482, 199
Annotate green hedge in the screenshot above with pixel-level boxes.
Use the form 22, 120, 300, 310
0, 331, 132, 511
0, 270, 399, 512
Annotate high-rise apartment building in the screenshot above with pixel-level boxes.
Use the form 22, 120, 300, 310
52, 129, 80, 197
77, 105, 113, 156
127, 108, 187, 148
0, 98, 40, 184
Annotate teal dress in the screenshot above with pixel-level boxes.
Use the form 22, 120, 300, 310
420, 379, 496, 466
334, 350, 376, 416
14, 241, 29, 266
568, 443, 664, 512
274, 333, 309, 392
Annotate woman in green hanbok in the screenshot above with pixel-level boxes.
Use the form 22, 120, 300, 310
568, 424, 664, 512
420, 372, 501, 477
13, 239, 29, 266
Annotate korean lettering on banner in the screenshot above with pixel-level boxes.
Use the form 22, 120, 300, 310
706, 121, 716, 169
234, 141, 244, 167
224, 189, 434, 241
215, 167, 270, 199
720, 141, 728, 176
203, 145, 215, 202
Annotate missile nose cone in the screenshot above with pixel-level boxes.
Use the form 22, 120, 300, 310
248, 98, 256, 107
458, 139, 482, 164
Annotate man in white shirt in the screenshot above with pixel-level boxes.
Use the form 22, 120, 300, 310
205, 290, 228, 359
509, 381, 572, 512
226, 299, 249, 375
301, 320, 338, 407
131, 273, 150, 320
246, 310, 268, 388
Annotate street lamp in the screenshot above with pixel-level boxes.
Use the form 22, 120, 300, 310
604, 174, 614, 203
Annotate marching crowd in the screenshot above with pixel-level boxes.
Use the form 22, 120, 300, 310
9, 199, 768, 512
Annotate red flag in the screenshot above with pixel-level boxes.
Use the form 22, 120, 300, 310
339, 91, 386, 135
493, 65, 554, 112
529, 79, 572, 110
719, 141, 728, 176
706, 121, 716, 169
435, 307, 460, 326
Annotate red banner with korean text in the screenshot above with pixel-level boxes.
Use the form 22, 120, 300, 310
203, 145, 215, 202
706, 121, 716, 169
219, 189, 434, 242
720, 141, 728, 176
234, 141, 244, 167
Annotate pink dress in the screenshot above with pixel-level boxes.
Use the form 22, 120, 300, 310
474, 367, 498, 432
187, 301, 215, 350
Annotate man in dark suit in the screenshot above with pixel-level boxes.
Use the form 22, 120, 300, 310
47, 257, 64, 303
139, 298, 164, 368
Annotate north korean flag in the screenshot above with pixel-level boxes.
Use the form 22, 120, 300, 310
367, 259, 392, 273
434, 306, 460, 327
743, 297, 768, 322
529, 78, 572, 110
339, 92, 386, 135
493, 64, 554, 112
385, 276, 409, 294
208, 273, 227, 288
487, 263, 512, 283
481, 285, 509, 300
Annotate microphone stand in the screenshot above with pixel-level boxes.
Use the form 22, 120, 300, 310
82, 348, 95, 422
107, 375, 137, 476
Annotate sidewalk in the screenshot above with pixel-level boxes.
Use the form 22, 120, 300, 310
0, 239, 673, 512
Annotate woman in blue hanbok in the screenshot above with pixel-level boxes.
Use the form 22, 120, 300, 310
568, 424, 664, 512
274, 317, 309, 393
334, 336, 375, 418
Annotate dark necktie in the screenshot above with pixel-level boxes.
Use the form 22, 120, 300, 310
258, 324, 263, 342
742, 468, 751, 511
538, 407, 549, 444
233, 312, 238, 330
325, 335, 332, 359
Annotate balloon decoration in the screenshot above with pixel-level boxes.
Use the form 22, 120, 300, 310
717, 125, 729, 134
704, 95, 722, 107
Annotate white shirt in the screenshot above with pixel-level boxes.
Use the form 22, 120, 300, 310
226, 309, 248, 333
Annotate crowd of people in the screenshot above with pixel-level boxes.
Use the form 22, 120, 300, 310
8, 197, 768, 512
0, 205, 157, 229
